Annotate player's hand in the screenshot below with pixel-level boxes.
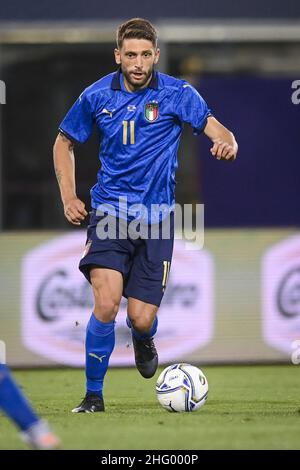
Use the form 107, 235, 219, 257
63, 197, 88, 225
210, 139, 238, 161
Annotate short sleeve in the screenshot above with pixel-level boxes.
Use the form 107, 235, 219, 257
174, 83, 211, 135
59, 90, 94, 144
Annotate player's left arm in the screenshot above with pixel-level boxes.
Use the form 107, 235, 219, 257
203, 116, 238, 161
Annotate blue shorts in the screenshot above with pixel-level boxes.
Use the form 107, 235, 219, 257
79, 210, 174, 306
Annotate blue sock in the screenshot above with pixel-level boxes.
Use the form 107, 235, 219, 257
126, 316, 158, 341
85, 314, 115, 398
0, 364, 39, 431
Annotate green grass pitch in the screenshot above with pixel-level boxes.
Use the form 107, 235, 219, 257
0, 365, 299, 450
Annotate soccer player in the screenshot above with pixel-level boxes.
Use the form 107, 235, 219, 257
53, 18, 238, 413
0, 363, 60, 449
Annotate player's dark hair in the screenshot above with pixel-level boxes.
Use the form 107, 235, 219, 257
116, 18, 158, 49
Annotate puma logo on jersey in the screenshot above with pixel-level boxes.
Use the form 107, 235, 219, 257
101, 108, 114, 117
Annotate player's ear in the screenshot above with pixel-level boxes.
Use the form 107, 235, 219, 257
114, 48, 121, 65
154, 48, 160, 65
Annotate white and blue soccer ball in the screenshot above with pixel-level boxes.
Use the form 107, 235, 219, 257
156, 363, 208, 412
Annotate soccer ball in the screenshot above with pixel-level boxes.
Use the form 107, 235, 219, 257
156, 363, 208, 412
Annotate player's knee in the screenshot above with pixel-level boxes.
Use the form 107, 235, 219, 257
131, 315, 153, 333
93, 298, 120, 322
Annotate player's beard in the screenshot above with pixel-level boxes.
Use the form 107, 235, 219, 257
121, 66, 154, 91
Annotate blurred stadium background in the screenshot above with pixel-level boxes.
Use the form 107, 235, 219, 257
0, 0, 300, 450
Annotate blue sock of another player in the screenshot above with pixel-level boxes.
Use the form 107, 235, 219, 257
0, 364, 39, 431
85, 313, 115, 398
126, 316, 158, 340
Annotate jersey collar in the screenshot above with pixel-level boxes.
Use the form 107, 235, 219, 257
111, 67, 158, 91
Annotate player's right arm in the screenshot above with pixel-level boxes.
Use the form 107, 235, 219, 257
53, 132, 88, 225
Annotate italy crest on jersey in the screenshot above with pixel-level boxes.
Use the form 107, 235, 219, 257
145, 102, 159, 122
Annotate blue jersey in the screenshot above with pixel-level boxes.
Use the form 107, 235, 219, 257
59, 69, 211, 222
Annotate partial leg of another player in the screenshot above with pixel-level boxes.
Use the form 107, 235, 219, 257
72, 266, 123, 413
127, 297, 159, 378
0, 364, 60, 449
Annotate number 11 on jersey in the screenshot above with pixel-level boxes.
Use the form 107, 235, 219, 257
123, 120, 135, 145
